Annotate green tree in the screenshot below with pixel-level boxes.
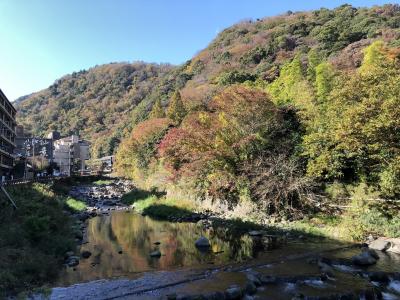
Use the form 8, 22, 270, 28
166, 91, 187, 124
359, 41, 390, 74
149, 99, 165, 118
315, 62, 335, 102
303, 41, 400, 192
267, 55, 314, 112
306, 48, 322, 82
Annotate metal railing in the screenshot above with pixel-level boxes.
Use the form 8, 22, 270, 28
0, 176, 64, 186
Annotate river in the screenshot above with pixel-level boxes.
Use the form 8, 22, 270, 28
46, 182, 400, 299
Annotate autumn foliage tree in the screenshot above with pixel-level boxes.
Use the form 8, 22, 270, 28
166, 91, 187, 124
115, 118, 171, 185
158, 86, 306, 210
149, 99, 165, 119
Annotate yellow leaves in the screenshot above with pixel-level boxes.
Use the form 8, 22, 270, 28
217, 112, 228, 127
198, 111, 211, 126
359, 41, 394, 75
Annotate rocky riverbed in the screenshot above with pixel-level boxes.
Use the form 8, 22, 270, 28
34, 244, 400, 300
69, 179, 134, 211
46, 180, 400, 299
64, 179, 134, 267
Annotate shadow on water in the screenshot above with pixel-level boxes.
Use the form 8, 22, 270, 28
58, 208, 351, 287
56, 206, 400, 299
59, 211, 258, 285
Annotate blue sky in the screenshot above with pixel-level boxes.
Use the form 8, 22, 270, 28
0, 0, 399, 101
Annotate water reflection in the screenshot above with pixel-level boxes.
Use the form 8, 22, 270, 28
58, 211, 255, 286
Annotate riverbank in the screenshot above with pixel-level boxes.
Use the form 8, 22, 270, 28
3, 178, 400, 299
52, 180, 399, 299
32, 241, 400, 300
0, 176, 119, 298
118, 185, 400, 244
0, 182, 75, 298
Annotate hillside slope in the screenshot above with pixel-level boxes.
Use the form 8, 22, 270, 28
16, 4, 400, 159
114, 4, 400, 228
16, 62, 189, 157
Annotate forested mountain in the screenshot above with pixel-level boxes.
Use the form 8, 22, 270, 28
114, 4, 400, 218
16, 62, 190, 157
17, 5, 400, 221
17, 4, 400, 158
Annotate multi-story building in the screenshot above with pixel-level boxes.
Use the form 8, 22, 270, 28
53, 134, 90, 175
15, 125, 53, 161
0, 89, 16, 178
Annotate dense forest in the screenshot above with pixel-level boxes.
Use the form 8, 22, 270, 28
16, 63, 189, 157
17, 4, 400, 228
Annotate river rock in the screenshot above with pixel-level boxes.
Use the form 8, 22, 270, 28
352, 250, 377, 266
245, 281, 257, 295
150, 250, 161, 257
246, 273, 261, 286
369, 238, 391, 251
195, 236, 210, 248
67, 256, 80, 267
318, 261, 334, 277
225, 285, 242, 299
81, 250, 92, 259
166, 293, 177, 300
248, 230, 263, 236
368, 271, 390, 283
202, 291, 226, 300
77, 212, 89, 221
65, 251, 75, 257
260, 275, 277, 284
387, 238, 400, 254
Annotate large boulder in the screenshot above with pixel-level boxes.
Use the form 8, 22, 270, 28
369, 237, 400, 254
387, 238, 400, 254
195, 236, 210, 248
369, 238, 391, 251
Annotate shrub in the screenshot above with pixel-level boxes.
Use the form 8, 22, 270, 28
0, 183, 74, 296
217, 70, 256, 85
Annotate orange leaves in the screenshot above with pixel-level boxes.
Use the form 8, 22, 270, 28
157, 86, 281, 188
131, 118, 171, 143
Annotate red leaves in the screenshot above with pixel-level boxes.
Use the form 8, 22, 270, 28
131, 118, 171, 143
157, 86, 280, 191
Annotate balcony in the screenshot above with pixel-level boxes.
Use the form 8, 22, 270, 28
0, 128, 15, 146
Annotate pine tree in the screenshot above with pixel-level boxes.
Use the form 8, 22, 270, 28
149, 99, 165, 119
166, 91, 186, 124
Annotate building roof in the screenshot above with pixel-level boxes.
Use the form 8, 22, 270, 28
0, 89, 17, 113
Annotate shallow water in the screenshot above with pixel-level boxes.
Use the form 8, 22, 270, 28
58, 211, 257, 285
57, 210, 400, 300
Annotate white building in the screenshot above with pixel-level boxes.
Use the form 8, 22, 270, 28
53, 134, 90, 175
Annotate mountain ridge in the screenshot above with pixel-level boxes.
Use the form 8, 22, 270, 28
15, 4, 400, 158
